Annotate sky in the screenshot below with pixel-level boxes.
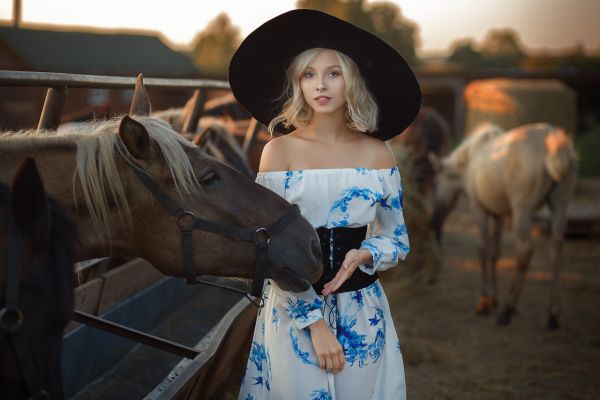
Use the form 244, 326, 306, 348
0, 0, 598, 56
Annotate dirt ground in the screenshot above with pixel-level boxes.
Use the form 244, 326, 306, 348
381, 190, 600, 400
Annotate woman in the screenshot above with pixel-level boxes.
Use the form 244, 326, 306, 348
229, 9, 421, 400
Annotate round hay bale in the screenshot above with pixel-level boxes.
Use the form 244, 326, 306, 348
464, 78, 577, 135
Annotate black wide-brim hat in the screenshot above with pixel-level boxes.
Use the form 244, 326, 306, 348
229, 9, 422, 141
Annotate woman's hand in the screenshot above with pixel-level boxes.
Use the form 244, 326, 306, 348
321, 249, 373, 296
308, 319, 345, 373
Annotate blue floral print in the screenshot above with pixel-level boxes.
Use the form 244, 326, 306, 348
310, 389, 332, 400
289, 327, 319, 366
284, 170, 304, 190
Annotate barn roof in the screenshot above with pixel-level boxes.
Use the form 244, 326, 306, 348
0, 26, 199, 77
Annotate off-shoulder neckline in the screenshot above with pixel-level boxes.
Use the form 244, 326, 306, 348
257, 166, 398, 175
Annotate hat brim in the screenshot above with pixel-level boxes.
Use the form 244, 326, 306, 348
229, 9, 422, 141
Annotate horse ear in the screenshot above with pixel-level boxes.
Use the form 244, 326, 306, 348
129, 73, 152, 116
12, 158, 50, 243
428, 152, 442, 173
119, 116, 151, 160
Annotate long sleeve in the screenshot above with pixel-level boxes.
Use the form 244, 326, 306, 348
255, 172, 324, 330
359, 167, 410, 274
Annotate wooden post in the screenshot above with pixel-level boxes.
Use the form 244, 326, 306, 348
453, 79, 466, 137
241, 118, 261, 157
182, 89, 207, 134
37, 86, 67, 130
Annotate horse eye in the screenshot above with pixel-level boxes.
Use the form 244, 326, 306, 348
199, 171, 219, 187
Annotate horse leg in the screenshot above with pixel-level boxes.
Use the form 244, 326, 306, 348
498, 210, 533, 325
474, 206, 494, 315
489, 215, 503, 308
546, 173, 575, 330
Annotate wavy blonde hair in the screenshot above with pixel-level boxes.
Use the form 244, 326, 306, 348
268, 48, 379, 135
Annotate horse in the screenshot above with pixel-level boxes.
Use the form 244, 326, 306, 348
430, 123, 577, 329
385, 106, 451, 283
0, 76, 322, 294
193, 117, 255, 178
388, 105, 451, 196
1, 158, 78, 399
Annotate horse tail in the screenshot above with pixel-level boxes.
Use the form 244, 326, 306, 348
544, 127, 577, 182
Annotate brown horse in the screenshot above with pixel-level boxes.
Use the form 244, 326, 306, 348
431, 123, 577, 329
0, 77, 322, 292
1, 158, 78, 399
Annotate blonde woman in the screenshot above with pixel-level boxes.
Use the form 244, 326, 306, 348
229, 9, 421, 400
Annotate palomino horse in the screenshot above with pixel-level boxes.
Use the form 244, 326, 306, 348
431, 123, 577, 329
0, 76, 322, 293
1, 158, 78, 399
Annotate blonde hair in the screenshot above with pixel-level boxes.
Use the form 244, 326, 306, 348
1, 116, 199, 242
267, 48, 379, 135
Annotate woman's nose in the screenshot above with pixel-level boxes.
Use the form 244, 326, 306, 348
316, 77, 326, 91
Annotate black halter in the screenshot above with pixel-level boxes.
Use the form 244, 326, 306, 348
114, 138, 301, 307
1, 196, 49, 399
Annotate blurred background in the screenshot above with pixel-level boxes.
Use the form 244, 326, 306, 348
1, 1, 599, 399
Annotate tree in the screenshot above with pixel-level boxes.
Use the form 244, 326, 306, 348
448, 38, 484, 68
480, 28, 526, 68
190, 13, 241, 79
369, 1, 418, 65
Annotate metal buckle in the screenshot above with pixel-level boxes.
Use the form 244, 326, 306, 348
253, 227, 271, 248
177, 211, 195, 231
0, 305, 24, 333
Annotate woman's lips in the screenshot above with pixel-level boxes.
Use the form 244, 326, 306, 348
314, 96, 331, 105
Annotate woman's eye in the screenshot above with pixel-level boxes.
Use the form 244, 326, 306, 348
199, 171, 219, 187
303, 71, 314, 78
329, 71, 340, 77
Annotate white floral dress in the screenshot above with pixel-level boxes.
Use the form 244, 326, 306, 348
239, 167, 409, 400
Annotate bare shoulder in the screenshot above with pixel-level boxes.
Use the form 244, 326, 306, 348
358, 134, 397, 169
258, 134, 293, 172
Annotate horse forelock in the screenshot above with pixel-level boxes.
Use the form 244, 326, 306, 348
1, 116, 200, 241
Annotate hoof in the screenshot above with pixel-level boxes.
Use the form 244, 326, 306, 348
497, 305, 515, 325
476, 296, 494, 316
547, 314, 560, 330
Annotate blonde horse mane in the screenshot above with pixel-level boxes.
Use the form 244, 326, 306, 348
1, 116, 199, 240
447, 123, 505, 168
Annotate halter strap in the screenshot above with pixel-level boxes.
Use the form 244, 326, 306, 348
1, 197, 49, 399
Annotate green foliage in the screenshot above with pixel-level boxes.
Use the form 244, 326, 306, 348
449, 29, 525, 69
296, 0, 419, 66
575, 125, 600, 177
190, 13, 241, 79
448, 39, 484, 68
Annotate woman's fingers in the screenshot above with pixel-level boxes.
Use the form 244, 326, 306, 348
318, 355, 326, 370
331, 353, 340, 372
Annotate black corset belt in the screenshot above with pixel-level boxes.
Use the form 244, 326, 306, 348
312, 225, 378, 294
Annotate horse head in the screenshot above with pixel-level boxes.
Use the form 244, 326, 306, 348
0, 158, 78, 399
429, 152, 463, 244
111, 75, 322, 292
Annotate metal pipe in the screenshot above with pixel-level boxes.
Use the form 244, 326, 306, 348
72, 310, 201, 359
0, 70, 229, 90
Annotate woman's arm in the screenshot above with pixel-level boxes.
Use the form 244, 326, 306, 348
257, 138, 346, 373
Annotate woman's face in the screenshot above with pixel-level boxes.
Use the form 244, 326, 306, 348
299, 49, 346, 116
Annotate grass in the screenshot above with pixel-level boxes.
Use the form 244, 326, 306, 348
575, 125, 600, 177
